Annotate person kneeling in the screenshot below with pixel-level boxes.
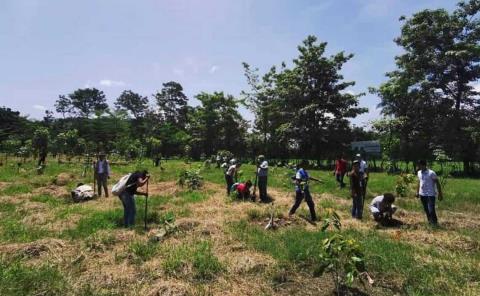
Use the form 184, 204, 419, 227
71, 183, 95, 202
233, 180, 253, 201
370, 193, 397, 223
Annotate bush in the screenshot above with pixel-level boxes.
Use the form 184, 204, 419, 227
395, 173, 416, 197
177, 168, 203, 190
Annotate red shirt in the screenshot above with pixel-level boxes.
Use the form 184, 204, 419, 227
237, 183, 247, 193
335, 159, 347, 173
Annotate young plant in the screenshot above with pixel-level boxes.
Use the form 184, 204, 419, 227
317, 210, 366, 296
177, 168, 204, 190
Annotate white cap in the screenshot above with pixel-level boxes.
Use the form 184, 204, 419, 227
356, 154, 361, 158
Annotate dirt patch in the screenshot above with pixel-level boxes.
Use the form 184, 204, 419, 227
148, 181, 179, 196
0, 238, 69, 259
144, 280, 190, 296
54, 173, 74, 186
34, 184, 69, 198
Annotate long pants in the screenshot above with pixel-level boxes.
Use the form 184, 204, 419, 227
97, 173, 109, 197
289, 189, 317, 221
120, 191, 136, 227
351, 194, 363, 219
225, 174, 234, 195
258, 176, 268, 201
420, 195, 438, 224
335, 173, 346, 187
360, 173, 368, 197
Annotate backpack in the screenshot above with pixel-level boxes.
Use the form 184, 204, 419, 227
112, 173, 132, 196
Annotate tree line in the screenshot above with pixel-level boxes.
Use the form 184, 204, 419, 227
1, 0, 479, 173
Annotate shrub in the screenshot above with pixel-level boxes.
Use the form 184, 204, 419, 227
177, 168, 204, 190
395, 173, 416, 197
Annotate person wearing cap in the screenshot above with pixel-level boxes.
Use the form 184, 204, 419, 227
416, 160, 443, 225
350, 160, 363, 219
257, 155, 269, 202
289, 160, 319, 221
94, 152, 111, 197
225, 163, 241, 196
355, 153, 369, 197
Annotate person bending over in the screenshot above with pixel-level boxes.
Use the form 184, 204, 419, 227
370, 193, 397, 223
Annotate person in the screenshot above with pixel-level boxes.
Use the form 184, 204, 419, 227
119, 170, 150, 227
216, 154, 222, 168
94, 152, 111, 197
416, 160, 443, 225
350, 160, 363, 219
71, 183, 95, 202
257, 155, 269, 202
232, 180, 253, 200
355, 154, 369, 197
225, 163, 241, 195
289, 160, 319, 221
370, 193, 397, 223
334, 154, 348, 188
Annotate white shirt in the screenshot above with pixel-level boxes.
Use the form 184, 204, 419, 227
359, 160, 368, 173
257, 161, 268, 177
226, 165, 236, 176
417, 169, 438, 196
97, 160, 110, 175
370, 195, 384, 214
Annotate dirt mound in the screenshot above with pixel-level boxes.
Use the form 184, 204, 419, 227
54, 173, 75, 186
0, 238, 67, 258
34, 184, 69, 197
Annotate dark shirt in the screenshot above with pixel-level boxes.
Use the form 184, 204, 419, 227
125, 172, 142, 195
350, 171, 362, 196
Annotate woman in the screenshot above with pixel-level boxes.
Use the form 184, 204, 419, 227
119, 170, 150, 227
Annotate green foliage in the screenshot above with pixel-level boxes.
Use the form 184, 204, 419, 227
128, 240, 158, 263
395, 173, 416, 197
316, 211, 365, 295
63, 209, 123, 239
30, 194, 63, 207
1, 183, 33, 195
0, 258, 68, 296
177, 168, 204, 190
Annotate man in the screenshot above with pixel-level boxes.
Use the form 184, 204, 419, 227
119, 170, 150, 228
416, 160, 443, 225
334, 154, 348, 188
225, 163, 241, 195
355, 153, 369, 197
257, 155, 269, 202
370, 193, 397, 223
94, 152, 111, 197
289, 160, 319, 221
350, 160, 363, 219
232, 180, 253, 200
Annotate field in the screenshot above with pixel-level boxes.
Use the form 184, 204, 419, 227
0, 159, 479, 296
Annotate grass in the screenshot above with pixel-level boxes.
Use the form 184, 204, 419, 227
129, 240, 159, 263
30, 194, 64, 207
62, 209, 123, 239
0, 257, 67, 296
1, 184, 33, 195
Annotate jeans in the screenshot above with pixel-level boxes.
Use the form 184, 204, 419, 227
96, 173, 109, 197
335, 173, 345, 187
120, 191, 136, 227
258, 176, 268, 201
420, 195, 438, 224
289, 189, 317, 221
351, 194, 363, 219
225, 174, 234, 195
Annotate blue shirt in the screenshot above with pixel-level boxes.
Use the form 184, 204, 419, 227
295, 168, 310, 192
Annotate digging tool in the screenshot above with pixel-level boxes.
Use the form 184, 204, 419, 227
93, 160, 96, 195
252, 163, 259, 201
144, 178, 149, 231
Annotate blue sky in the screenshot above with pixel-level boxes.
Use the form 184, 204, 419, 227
0, 0, 457, 126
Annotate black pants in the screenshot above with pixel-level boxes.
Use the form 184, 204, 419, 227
225, 174, 234, 195
96, 173, 109, 197
289, 189, 317, 221
335, 173, 346, 187
258, 176, 268, 201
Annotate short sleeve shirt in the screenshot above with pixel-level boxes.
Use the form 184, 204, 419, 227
370, 195, 384, 214
257, 161, 268, 177
359, 160, 368, 173
125, 172, 142, 195
295, 168, 309, 191
417, 169, 438, 196
236, 183, 247, 193
226, 165, 236, 176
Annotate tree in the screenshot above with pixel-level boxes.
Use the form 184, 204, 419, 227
56, 88, 108, 118
375, 0, 480, 172
115, 90, 149, 119
244, 36, 367, 160
32, 127, 49, 158
0, 107, 27, 144
155, 81, 188, 128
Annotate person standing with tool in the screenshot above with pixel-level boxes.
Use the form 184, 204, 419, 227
256, 155, 269, 202
288, 160, 319, 221
119, 170, 149, 228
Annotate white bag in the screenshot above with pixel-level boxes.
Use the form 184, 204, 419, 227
112, 173, 132, 196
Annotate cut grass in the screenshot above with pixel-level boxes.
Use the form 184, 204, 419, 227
129, 240, 158, 263
62, 209, 123, 239
30, 194, 64, 207
1, 184, 33, 195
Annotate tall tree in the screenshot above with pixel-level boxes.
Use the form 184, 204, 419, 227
155, 81, 188, 128
374, 0, 480, 171
56, 88, 108, 118
115, 90, 149, 119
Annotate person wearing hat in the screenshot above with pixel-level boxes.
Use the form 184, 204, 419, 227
350, 160, 363, 219
257, 155, 269, 202
94, 152, 111, 197
225, 162, 241, 196
355, 153, 369, 198
289, 160, 319, 221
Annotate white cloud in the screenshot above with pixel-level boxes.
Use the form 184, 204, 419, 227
99, 79, 126, 87
33, 104, 46, 111
209, 65, 219, 74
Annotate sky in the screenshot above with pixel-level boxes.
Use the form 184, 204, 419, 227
0, 0, 457, 127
